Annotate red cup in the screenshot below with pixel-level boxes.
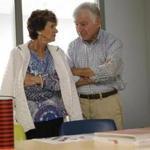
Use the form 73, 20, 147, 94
0, 96, 14, 149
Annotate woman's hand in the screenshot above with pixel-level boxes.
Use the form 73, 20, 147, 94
24, 73, 41, 87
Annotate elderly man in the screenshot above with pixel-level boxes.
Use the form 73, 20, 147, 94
67, 2, 125, 129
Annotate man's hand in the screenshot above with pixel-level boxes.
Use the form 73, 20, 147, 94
71, 67, 95, 78
76, 77, 94, 87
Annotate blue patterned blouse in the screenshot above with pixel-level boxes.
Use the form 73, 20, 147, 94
24, 48, 67, 123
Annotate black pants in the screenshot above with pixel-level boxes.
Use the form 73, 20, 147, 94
26, 118, 63, 139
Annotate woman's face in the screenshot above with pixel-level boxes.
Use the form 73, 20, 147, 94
39, 21, 58, 43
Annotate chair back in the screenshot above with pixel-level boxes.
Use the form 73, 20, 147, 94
59, 119, 117, 136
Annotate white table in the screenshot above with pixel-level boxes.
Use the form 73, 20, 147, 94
15, 127, 150, 150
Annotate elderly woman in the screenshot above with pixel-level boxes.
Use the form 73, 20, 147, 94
0, 9, 83, 139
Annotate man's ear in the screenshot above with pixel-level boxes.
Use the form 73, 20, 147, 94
95, 17, 101, 28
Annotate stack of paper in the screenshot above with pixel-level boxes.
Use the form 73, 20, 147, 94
16, 134, 96, 150
34, 133, 94, 144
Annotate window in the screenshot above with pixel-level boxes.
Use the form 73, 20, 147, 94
0, 0, 98, 86
0, 0, 15, 85
22, 0, 95, 51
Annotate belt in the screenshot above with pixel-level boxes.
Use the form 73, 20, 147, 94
79, 89, 118, 99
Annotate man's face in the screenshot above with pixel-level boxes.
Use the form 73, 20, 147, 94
75, 9, 101, 43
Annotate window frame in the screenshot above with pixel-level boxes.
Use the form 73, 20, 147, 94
14, 0, 105, 45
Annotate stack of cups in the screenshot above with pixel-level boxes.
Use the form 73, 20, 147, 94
0, 96, 14, 149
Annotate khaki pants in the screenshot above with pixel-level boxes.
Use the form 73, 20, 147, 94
79, 93, 124, 130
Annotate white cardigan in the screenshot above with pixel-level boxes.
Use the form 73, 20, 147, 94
0, 42, 83, 132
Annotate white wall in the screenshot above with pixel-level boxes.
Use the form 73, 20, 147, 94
104, 0, 150, 128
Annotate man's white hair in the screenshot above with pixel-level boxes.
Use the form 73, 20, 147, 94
73, 2, 101, 22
